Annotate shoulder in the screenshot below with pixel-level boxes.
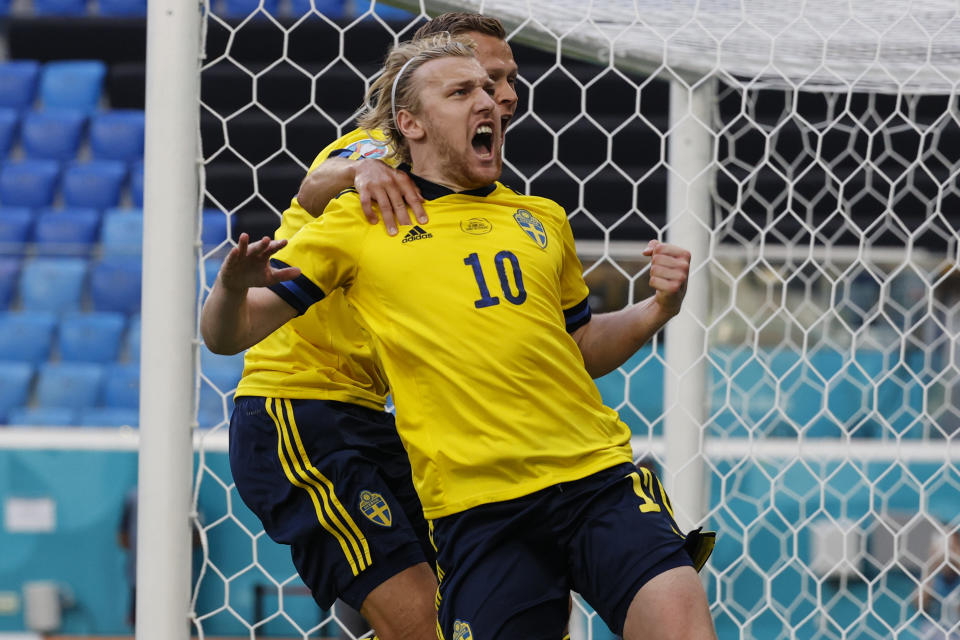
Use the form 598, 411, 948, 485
328, 128, 392, 161
299, 188, 366, 229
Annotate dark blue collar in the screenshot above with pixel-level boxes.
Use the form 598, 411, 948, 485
400, 164, 498, 200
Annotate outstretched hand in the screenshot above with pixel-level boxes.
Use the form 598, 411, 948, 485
354, 160, 427, 235
642, 240, 691, 316
218, 233, 301, 292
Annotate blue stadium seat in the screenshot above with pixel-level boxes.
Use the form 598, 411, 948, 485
90, 255, 142, 315
39, 61, 105, 111
7, 407, 77, 426
354, 0, 413, 20
124, 315, 140, 362
0, 0, 10, 17
0, 361, 34, 424
130, 160, 143, 207
223, 0, 278, 17
62, 161, 127, 209
289, 0, 344, 16
90, 110, 144, 162
36, 362, 105, 410
34, 0, 87, 15
0, 256, 21, 308
0, 207, 34, 255
0, 61, 41, 110
97, 0, 145, 15
200, 257, 223, 302
100, 207, 142, 255
33, 207, 101, 255
202, 209, 229, 249
102, 363, 139, 409
57, 312, 126, 363
21, 109, 87, 161
0, 311, 57, 364
199, 348, 244, 428
19, 257, 87, 313
79, 407, 139, 427
0, 108, 18, 158
0, 159, 60, 207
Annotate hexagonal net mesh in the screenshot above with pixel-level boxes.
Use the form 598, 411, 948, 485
192, 1, 960, 638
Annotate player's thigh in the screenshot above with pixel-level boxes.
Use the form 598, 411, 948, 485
359, 562, 437, 640
622, 565, 716, 640
229, 396, 430, 611
431, 503, 569, 640
333, 400, 434, 566
567, 463, 691, 635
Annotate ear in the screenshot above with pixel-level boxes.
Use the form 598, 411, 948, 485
397, 109, 425, 142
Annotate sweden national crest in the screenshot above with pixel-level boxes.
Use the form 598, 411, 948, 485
453, 620, 473, 640
513, 209, 547, 249
358, 490, 392, 527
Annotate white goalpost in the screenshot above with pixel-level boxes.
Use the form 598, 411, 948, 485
134, 0, 960, 638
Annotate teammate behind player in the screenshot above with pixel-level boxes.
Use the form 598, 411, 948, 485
294, 12, 518, 234
218, 15, 518, 640
202, 34, 716, 639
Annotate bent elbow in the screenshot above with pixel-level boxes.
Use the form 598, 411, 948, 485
200, 322, 240, 356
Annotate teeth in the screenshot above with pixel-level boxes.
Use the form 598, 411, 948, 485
475, 125, 493, 135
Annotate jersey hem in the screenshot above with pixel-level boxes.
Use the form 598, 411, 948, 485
421, 447, 633, 520
235, 387, 386, 412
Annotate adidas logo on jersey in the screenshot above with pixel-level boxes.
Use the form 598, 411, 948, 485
402, 225, 433, 243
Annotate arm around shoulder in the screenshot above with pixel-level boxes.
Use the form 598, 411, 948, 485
297, 157, 358, 217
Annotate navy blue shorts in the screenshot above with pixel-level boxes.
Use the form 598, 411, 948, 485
229, 396, 433, 611
430, 462, 691, 638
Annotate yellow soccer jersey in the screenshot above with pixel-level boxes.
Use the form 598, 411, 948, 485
235, 128, 396, 408
268, 171, 633, 519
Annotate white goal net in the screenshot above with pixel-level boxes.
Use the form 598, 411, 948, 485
182, 1, 960, 638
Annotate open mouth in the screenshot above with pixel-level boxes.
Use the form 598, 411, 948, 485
471, 124, 494, 158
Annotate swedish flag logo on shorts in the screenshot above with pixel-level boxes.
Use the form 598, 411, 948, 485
453, 619, 473, 640
359, 490, 392, 527
513, 209, 547, 249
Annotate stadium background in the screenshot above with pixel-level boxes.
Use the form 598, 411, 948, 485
0, 0, 958, 638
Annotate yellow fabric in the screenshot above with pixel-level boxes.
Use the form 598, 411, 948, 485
236, 129, 396, 409
271, 180, 633, 519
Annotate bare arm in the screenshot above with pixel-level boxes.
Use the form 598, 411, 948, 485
200, 233, 302, 355
572, 241, 691, 378
297, 157, 427, 235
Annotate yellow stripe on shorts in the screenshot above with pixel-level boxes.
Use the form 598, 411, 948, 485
265, 398, 369, 575
280, 399, 372, 566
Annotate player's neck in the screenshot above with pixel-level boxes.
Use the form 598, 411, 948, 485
408, 165, 492, 193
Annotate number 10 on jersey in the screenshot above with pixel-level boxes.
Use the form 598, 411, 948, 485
464, 251, 527, 308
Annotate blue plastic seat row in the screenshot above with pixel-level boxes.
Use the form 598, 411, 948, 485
0, 0, 146, 15
0, 256, 141, 314
0, 60, 106, 112
0, 347, 244, 427
0, 311, 139, 364
0, 207, 227, 255
0, 108, 145, 162
6, 406, 140, 427
0, 360, 139, 424
212, 0, 411, 20
0, 159, 129, 209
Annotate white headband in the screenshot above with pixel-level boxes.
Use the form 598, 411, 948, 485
391, 56, 418, 131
